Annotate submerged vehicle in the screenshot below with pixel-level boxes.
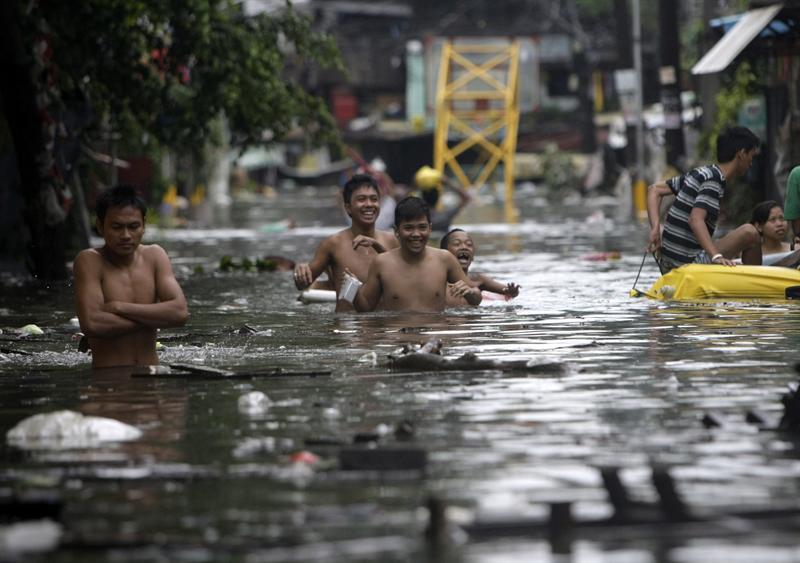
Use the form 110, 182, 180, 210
643, 264, 800, 301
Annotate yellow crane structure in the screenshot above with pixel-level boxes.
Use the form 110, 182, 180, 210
433, 39, 521, 221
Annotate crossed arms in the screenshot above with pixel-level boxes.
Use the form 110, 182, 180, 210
74, 246, 188, 338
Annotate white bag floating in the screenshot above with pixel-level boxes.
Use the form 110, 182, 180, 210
6, 410, 142, 450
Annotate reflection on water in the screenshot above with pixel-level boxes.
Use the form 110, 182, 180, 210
1, 193, 800, 562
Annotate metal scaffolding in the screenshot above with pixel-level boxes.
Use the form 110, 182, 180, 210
433, 40, 520, 221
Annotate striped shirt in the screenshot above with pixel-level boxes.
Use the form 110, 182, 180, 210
661, 164, 725, 265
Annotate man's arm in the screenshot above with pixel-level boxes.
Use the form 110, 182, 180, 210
687, 207, 733, 266
104, 246, 189, 327
294, 238, 332, 290
646, 182, 673, 252
352, 234, 394, 253
74, 251, 144, 338
351, 261, 383, 312
476, 274, 520, 297
446, 254, 482, 305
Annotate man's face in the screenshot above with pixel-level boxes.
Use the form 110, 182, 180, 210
97, 205, 145, 256
395, 215, 431, 254
345, 186, 380, 225
446, 231, 475, 272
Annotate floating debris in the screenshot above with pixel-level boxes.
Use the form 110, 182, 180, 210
388, 338, 565, 373
289, 450, 320, 466
0, 520, 62, 555
339, 447, 427, 471
6, 411, 142, 450
237, 391, 270, 416
17, 325, 44, 337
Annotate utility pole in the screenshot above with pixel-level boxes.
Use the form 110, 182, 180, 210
632, 0, 646, 219
658, 0, 686, 169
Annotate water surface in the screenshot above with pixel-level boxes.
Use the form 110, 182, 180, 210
1, 190, 799, 562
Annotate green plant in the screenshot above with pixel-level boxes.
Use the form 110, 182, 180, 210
698, 63, 757, 159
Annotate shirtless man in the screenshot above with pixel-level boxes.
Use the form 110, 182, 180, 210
293, 174, 398, 312
440, 228, 520, 306
351, 196, 481, 312
74, 185, 188, 368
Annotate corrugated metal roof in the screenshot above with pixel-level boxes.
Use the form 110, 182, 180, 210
692, 3, 783, 75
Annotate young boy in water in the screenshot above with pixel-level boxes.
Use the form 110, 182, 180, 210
440, 228, 520, 306
350, 197, 481, 312
73, 185, 189, 368
293, 174, 398, 312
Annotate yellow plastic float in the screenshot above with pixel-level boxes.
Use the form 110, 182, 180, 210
643, 264, 800, 301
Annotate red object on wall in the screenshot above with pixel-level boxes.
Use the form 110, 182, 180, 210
332, 88, 358, 128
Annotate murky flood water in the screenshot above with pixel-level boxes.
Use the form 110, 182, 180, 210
1, 189, 800, 562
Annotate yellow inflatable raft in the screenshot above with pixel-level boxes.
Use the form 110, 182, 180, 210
644, 264, 800, 301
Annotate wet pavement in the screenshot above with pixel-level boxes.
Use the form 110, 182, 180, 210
1, 188, 799, 562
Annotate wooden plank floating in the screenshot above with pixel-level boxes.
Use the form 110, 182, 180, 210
434, 466, 800, 547
388, 338, 565, 373
0, 347, 33, 356
339, 447, 427, 471
129, 364, 331, 379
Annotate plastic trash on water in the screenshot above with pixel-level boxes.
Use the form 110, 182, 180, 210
18, 324, 44, 337
6, 410, 142, 450
340, 273, 363, 303
237, 391, 270, 416
0, 520, 62, 555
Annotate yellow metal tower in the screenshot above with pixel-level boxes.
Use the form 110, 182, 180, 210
434, 39, 521, 221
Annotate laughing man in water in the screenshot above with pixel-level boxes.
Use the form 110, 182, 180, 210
646, 126, 762, 271
350, 196, 481, 312
293, 174, 399, 312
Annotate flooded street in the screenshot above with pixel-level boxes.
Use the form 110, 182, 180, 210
1, 190, 800, 562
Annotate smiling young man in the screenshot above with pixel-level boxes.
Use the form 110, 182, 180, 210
440, 228, 520, 306
73, 185, 188, 368
350, 196, 481, 312
293, 174, 398, 312
646, 126, 762, 272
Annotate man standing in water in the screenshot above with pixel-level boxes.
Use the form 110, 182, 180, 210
351, 196, 481, 312
74, 185, 189, 368
647, 126, 762, 271
293, 174, 398, 312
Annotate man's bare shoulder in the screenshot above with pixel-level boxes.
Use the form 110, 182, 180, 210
323, 229, 354, 248
139, 244, 169, 259
74, 248, 104, 270
431, 247, 454, 261
376, 230, 398, 247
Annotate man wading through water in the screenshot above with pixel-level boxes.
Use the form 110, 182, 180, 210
293, 174, 399, 312
74, 185, 189, 368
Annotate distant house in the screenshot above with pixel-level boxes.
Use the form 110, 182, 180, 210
692, 1, 800, 201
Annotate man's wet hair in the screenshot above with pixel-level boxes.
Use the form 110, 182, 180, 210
343, 174, 380, 204
440, 228, 465, 249
717, 126, 760, 163
95, 184, 147, 222
394, 196, 430, 227
420, 187, 439, 208
750, 200, 782, 226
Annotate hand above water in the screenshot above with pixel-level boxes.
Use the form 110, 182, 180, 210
293, 263, 313, 289
646, 227, 661, 253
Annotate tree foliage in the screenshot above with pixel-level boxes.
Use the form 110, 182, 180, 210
28, 0, 342, 151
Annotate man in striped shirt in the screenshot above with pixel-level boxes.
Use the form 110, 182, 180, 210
646, 126, 762, 272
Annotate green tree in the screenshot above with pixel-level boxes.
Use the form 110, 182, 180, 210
2, 0, 341, 279
36, 0, 341, 149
